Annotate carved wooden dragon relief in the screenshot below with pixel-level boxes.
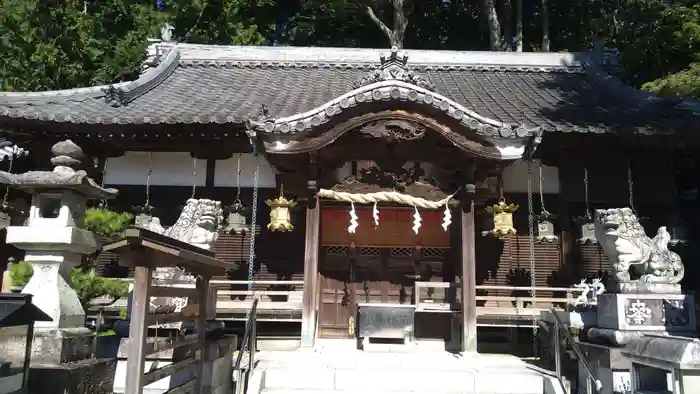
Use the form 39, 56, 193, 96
358, 119, 426, 142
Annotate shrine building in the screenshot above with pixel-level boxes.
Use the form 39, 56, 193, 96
1, 39, 699, 351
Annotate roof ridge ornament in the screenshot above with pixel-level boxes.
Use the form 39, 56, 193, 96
102, 85, 127, 108
352, 46, 436, 91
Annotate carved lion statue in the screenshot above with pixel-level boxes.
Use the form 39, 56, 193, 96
138, 198, 224, 329
136, 198, 224, 250
594, 208, 684, 285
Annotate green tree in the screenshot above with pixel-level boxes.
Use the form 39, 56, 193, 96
84, 207, 134, 239
0, 0, 271, 92
0, 1, 165, 91
162, 0, 272, 45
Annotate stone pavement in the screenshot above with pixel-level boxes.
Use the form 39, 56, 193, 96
246, 340, 555, 394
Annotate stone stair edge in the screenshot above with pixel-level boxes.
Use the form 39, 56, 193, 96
261, 391, 533, 394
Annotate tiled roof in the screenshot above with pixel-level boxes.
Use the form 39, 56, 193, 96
0, 43, 698, 136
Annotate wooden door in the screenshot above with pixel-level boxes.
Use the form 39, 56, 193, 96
318, 247, 355, 339
318, 272, 356, 339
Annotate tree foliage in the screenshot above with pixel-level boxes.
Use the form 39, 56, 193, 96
84, 207, 134, 238
10, 262, 130, 309
1, 0, 699, 99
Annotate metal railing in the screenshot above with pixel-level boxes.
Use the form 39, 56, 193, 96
550, 308, 602, 393
234, 297, 259, 394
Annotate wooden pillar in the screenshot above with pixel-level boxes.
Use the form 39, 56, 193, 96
301, 181, 320, 347
460, 188, 478, 353
125, 263, 152, 394
194, 275, 210, 391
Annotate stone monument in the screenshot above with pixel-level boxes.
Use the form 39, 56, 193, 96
573, 207, 695, 394
0, 140, 118, 394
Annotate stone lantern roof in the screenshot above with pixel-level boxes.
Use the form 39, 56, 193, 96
0, 140, 118, 200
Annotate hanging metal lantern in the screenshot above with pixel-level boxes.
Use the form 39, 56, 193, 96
266, 188, 297, 232
536, 211, 558, 243
575, 214, 597, 244
224, 200, 249, 234
485, 198, 518, 239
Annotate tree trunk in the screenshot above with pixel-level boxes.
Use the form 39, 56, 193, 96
502, 0, 513, 51
541, 0, 550, 52
363, 0, 410, 49
515, 0, 523, 52
482, 0, 501, 51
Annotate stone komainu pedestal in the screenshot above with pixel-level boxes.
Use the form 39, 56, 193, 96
0, 140, 118, 394
586, 208, 695, 346
572, 208, 696, 394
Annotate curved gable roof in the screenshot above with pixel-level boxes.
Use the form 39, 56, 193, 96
0, 43, 698, 136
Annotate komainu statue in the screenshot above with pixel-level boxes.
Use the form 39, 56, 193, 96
135, 198, 224, 328
594, 208, 684, 292
137, 198, 223, 250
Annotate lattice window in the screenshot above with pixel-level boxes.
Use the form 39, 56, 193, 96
358, 247, 380, 256
326, 246, 349, 256
390, 247, 413, 258
421, 248, 446, 259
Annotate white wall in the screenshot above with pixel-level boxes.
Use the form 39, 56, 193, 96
105, 154, 558, 194
213, 154, 278, 188
104, 152, 207, 186
503, 160, 559, 194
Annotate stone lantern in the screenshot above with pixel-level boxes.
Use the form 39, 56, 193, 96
0, 140, 118, 367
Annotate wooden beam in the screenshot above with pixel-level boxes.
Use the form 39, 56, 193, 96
301, 180, 320, 347
125, 263, 152, 394
205, 158, 216, 195
460, 188, 478, 353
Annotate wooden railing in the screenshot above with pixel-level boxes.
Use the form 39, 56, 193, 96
93, 279, 583, 324
101, 228, 233, 394
233, 298, 259, 394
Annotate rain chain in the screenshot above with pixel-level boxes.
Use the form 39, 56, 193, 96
527, 161, 538, 357
245, 158, 261, 325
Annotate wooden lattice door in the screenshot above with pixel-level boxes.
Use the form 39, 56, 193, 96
318, 246, 356, 339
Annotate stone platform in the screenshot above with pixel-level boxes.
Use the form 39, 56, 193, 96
246, 340, 558, 394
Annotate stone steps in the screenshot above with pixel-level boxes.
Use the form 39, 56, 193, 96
248, 347, 547, 394
260, 368, 543, 394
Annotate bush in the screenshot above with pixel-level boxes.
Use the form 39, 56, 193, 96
84, 207, 133, 238
9, 260, 32, 288
9, 261, 129, 309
